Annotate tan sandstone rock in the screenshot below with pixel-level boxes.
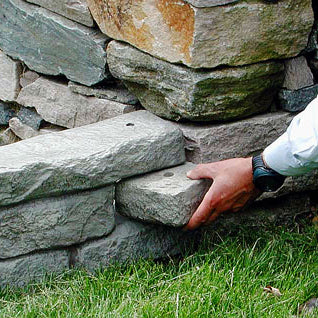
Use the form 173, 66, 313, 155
88, 0, 313, 68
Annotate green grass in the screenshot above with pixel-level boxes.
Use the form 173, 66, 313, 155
1, 224, 318, 317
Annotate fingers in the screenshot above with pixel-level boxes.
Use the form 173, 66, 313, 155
183, 185, 216, 231
187, 163, 217, 180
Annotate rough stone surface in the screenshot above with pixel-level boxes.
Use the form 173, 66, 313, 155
0, 102, 15, 125
212, 193, 311, 230
0, 127, 19, 146
117, 163, 211, 227
278, 85, 318, 112
177, 112, 294, 163
89, 0, 313, 68
0, 186, 115, 259
19, 70, 40, 88
0, 0, 110, 86
25, 0, 94, 27
75, 215, 197, 271
17, 107, 44, 130
0, 250, 69, 288
283, 56, 314, 90
68, 81, 139, 105
107, 41, 284, 122
9, 117, 40, 139
0, 111, 185, 207
17, 77, 137, 128
0, 50, 22, 102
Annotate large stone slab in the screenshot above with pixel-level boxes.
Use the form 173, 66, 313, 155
17, 77, 137, 128
278, 85, 318, 112
88, 0, 313, 68
116, 163, 211, 227
0, 250, 69, 288
74, 215, 197, 271
0, 0, 110, 86
177, 112, 294, 163
0, 50, 22, 102
107, 41, 284, 122
0, 111, 185, 207
25, 0, 94, 27
0, 186, 115, 259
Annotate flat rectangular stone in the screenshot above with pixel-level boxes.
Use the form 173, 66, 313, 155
0, 111, 185, 206
0, 0, 110, 86
74, 215, 197, 271
0, 50, 22, 102
116, 162, 211, 227
89, 0, 313, 68
0, 186, 115, 259
17, 77, 137, 128
177, 112, 294, 163
0, 250, 69, 288
25, 0, 94, 27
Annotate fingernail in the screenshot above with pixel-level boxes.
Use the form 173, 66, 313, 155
186, 170, 192, 177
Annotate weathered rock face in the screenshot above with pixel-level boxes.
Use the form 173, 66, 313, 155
116, 163, 212, 227
0, 127, 19, 146
25, 0, 94, 27
177, 112, 294, 163
19, 70, 40, 88
0, 186, 115, 259
17, 77, 137, 128
88, 0, 313, 68
283, 56, 314, 90
0, 50, 22, 102
75, 215, 197, 271
0, 0, 110, 86
107, 41, 284, 122
17, 107, 44, 130
9, 117, 40, 140
0, 111, 185, 207
0, 250, 69, 288
278, 85, 318, 112
0, 102, 15, 125
68, 81, 139, 105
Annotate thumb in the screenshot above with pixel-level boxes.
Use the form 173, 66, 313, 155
187, 163, 217, 180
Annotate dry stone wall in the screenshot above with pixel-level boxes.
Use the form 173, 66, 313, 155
0, 0, 318, 287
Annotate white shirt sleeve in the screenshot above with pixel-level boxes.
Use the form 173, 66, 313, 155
263, 96, 318, 176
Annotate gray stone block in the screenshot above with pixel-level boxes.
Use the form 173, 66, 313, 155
107, 41, 284, 122
278, 85, 318, 112
17, 107, 43, 130
68, 81, 139, 105
0, 101, 15, 125
75, 215, 197, 271
283, 56, 314, 90
25, 0, 94, 27
0, 186, 115, 259
0, 50, 22, 102
0, 111, 185, 206
0, 0, 110, 86
116, 163, 211, 227
19, 70, 40, 88
177, 112, 294, 163
17, 77, 137, 128
9, 117, 40, 140
0, 250, 69, 288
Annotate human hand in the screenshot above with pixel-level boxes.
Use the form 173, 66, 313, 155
184, 157, 260, 230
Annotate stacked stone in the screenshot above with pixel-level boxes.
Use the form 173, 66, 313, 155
0, 0, 139, 144
1, 0, 318, 288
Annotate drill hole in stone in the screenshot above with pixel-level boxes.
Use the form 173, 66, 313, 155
126, 123, 134, 127
164, 172, 174, 177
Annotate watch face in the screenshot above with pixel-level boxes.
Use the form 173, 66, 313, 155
254, 174, 283, 192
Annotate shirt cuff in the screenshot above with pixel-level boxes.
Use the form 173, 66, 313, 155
263, 132, 310, 176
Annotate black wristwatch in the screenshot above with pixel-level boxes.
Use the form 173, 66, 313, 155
252, 154, 286, 192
